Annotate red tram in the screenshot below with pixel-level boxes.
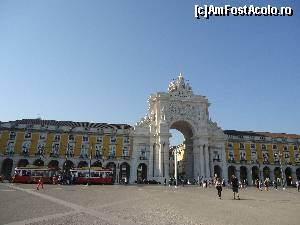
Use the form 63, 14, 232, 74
12, 166, 60, 184
70, 167, 114, 185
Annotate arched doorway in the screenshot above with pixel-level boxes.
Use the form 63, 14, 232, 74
48, 160, 59, 169
170, 120, 194, 180
214, 165, 222, 179
228, 166, 236, 181
78, 161, 88, 168
285, 167, 292, 186
263, 166, 270, 180
240, 166, 247, 182
137, 163, 147, 183
17, 159, 29, 167
91, 161, 102, 167
33, 159, 44, 167
274, 167, 282, 183
106, 162, 116, 182
119, 162, 130, 183
252, 166, 259, 183
1, 158, 13, 180
296, 168, 300, 180
63, 160, 74, 174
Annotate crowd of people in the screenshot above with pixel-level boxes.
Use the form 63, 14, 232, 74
165, 174, 300, 200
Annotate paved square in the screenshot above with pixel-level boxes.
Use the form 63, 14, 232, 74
0, 183, 299, 225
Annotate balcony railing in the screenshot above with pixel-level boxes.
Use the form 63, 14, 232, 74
94, 154, 102, 159
213, 158, 221, 162
240, 159, 247, 164
65, 153, 74, 158
35, 152, 44, 157
79, 154, 88, 159
139, 156, 147, 160
22, 151, 30, 157
5, 151, 14, 157
50, 153, 59, 158
121, 156, 130, 160
228, 159, 235, 163
108, 155, 116, 159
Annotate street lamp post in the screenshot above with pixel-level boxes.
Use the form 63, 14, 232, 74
88, 144, 93, 185
256, 155, 262, 183
278, 152, 285, 189
174, 148, 178, 187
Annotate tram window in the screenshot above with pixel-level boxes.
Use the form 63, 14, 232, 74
34, 171, 43, 176
78, 172, 84, 177
93, 172, 100, 177
22, 170, 29, 176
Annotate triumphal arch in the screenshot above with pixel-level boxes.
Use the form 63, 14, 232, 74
130, 74, 228, 183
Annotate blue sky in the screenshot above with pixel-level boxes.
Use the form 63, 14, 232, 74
0, 0, 299, 145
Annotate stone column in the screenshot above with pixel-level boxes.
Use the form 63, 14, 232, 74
204, 145, 210, 179
247, 166, 252, 186
148, 143, 154, 180
199, 144, 205, 179
163, 142, 170, 181
269, 167, 275, 183
158, 142, 163, 177
129, 144, 138, 184
209, 147, 214, 179
193, 139, 200, 179
220, 143, 228, 183
291, 167, 297, 184
236, 166, 240, 181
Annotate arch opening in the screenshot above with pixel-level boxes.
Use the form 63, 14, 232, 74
240, 166, 247, 182
214, 165, 222, 179
17, 159, 29, 167
285, 167, 292, 186
33, 159, 44, 167
251, 166, 259, 183
106, 162, 116, 183
263, 166, 270, 180
137, 163, 147, 183
169, 120, 194, 181
228, 166, 236, 181
1, 158, 13, 180
63, 160, 74, 174
48, 160, 59, 169
119, 162, 130, 184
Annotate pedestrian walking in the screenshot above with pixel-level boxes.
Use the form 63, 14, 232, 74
256, 179, 260, 190
259, 180, 263, 191
296, 179, 300, 192
264, 178, 270, 191
231, 174, 240, 200
273, 179, 278, 190
36, 177, 44, 190
215, 178, 222, 199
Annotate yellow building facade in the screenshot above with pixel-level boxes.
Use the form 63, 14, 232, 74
0, 119, 133, 183
225, 130, 300, 185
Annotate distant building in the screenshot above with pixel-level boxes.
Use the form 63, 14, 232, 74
224, 130, 300, 185
169, 144, 185, 178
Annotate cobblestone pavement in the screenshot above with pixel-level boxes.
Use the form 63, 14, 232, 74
0, 183, 299, 225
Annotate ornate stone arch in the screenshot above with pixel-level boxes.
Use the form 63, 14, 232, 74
132, 74, 227, 183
